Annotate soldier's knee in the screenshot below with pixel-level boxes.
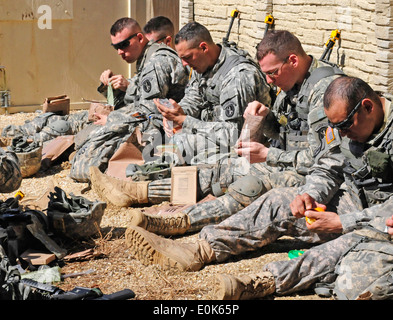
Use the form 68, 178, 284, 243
227, 175, 265, 207
48, 119, 71, 135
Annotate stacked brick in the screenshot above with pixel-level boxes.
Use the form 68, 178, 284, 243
180, 0, 393, 93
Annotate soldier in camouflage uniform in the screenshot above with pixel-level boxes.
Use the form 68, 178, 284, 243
67, 18, 189, 182
90, 22, 272, 202
1, 17, 186, 146
0, 148, 22, 193
103, 30, 344, 235
97, 16, 178, 111
214, 76, 393, 300
98, 17, 188, 123
124, 76, 393, 299
153, 22, 272, 161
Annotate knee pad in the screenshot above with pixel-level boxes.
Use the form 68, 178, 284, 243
48, 120, 71, 135
227, 175, 264, 206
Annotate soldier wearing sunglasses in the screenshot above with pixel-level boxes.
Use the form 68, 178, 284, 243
98, 16, 187, 114
99, 16, 175, 97
118, 30, 347, 237
68, 17, 189, 182
1, 16, 186, 147
121, 76, 393, 300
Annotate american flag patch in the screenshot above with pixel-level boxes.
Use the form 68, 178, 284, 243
325, 127, 335, 144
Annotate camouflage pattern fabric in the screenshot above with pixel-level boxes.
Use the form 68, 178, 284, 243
0, 148, 22, 193
262, 57, 343, 172
297, 94, 393, 233
200, 186, 356, 263
156, 57, 341, 187
186, 170, 305, 232
199, 94, 393, 299
0, 245, 24, 300
118, 41, 189, 117
2, 111, 89, 145
264, 232, 355, 296
159, 58, 344, 229
169, 44, 272, 162
70, 119, 139, 182
265, 209, 393, 299
70, 42, 189, 182
331, 227, 393, 300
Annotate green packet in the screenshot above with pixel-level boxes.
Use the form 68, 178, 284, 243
288, 250, 305, 260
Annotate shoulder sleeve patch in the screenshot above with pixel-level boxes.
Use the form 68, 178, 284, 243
325, 126, 335, 144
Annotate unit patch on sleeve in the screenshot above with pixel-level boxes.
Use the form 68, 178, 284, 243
325, 126, 335, 144
142, 78, 152, 93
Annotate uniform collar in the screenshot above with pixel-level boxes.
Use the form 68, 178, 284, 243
136, 40, 156, 73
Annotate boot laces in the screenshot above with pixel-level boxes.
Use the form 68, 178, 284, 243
146, 214, 187, 231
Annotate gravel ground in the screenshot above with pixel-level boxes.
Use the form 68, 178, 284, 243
0, 111, 328, 302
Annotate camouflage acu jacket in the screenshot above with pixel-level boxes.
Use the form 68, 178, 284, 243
297, 94, 393, 233
107, 41, 189, 122
264, 57, 344, 175
178, 44, 272, 142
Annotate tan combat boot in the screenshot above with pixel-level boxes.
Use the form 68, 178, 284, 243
128, 210, 190, 236
214, 272, 276, 300
125, 226, 215, 271
21, 179, 56, 211
89, 166, 150, 207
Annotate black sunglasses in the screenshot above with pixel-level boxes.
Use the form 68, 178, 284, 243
111, 33, 138, 50
328, 93, 366, 131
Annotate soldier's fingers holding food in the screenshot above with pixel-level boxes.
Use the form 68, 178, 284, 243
290, 193, 316, 218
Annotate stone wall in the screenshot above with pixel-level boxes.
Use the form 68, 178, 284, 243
179, 0, 393, 93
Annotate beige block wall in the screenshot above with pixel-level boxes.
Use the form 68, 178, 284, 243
0, 0, 131, 110
180, 0, 393, 93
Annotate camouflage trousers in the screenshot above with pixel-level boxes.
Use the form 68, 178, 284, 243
264, 232, 354, 296
2, 111, 90, 144
200, 186, 357, 263
171, 127, 238, 166
197, 157, 286, 196
186, 168, 306, 232
147, 157, 293, 201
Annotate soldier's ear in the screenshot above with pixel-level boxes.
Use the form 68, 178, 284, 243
164, 36, 173, 47
362, 98, 373, 114
136, 32, 144, 43
287, 54, 298, 68
199, 42, 208, 52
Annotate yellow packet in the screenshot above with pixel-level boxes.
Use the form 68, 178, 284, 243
305, 207, 324, 224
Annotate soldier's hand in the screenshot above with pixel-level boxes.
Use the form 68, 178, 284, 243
386, 216, 393, 236
235, 141, 269, 163
290, 193, 319, 218
244, 101, 270, 118
108, 75, 129, 92
100, 69, 114, 86
305, 210, 342, 233
162, 118, 180, 137
154, 99, 186, 127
